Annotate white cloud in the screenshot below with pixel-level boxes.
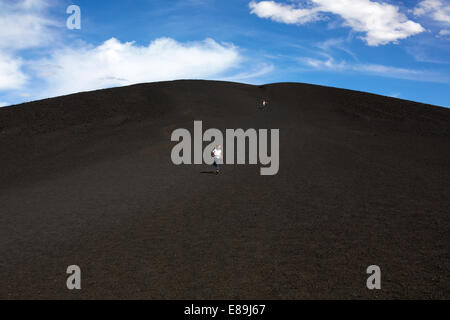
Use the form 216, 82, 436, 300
0, 52, 28, 90
388, 92, 401, 98
222, 63, 274, 83
314, 0, 425, 46
0, 0, 245, 102
438, 29, 450, 36
249, 0, 424, 46
32, 37, 242, 98
414, 1, 450, 38
0, 101, 10, 107
414, 0, 450, 23
315, 38, 358, 60
0, 0, 52, 91
299, 56, 449, 82
0, 0, 57, 51
14, 0, 49, 11
249, 1, 321, 24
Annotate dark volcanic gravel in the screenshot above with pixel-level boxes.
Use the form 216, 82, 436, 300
0, 80, 448, 299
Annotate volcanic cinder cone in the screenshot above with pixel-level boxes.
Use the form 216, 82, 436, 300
0, 80, 449, 299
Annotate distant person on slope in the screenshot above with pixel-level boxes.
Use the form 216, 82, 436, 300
260, 99, 268, 110
211, 145, 223, 175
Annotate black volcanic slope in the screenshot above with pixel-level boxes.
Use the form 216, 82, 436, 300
0, 80, 449, 299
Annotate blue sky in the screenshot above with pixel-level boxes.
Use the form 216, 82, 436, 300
0, 0, 449, 107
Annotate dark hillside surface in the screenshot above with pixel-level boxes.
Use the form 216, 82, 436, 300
0, 80, 448, 299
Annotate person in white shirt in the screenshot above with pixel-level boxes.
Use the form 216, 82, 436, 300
260, 99, 268, 110
211, 145, 223, 174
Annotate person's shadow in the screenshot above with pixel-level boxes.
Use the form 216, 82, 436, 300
200, 171, 216, 174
